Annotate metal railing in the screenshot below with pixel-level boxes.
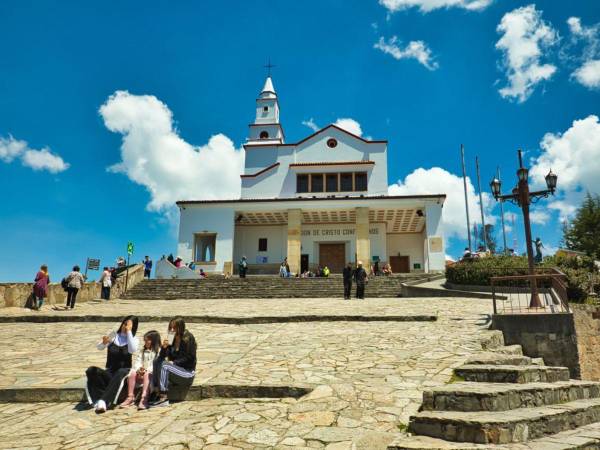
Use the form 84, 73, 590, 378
491, 268, 570, 314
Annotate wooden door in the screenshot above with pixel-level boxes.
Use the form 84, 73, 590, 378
319, 243, 345, 273
390, 256, 410, 273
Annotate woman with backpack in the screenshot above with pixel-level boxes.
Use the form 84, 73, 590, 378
64, 265, 85, 309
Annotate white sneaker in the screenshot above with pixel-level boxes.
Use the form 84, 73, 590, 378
95, 399, 107, 413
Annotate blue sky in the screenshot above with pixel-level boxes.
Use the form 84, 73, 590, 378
1, 0, 599, 281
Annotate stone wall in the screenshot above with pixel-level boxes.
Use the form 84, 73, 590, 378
491, 313, 581, 379
0, 264, 145, 308
572, 304, 600, 381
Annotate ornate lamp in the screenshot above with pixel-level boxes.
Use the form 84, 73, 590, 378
545, 169, 557, 192
490, 178, 502, 199
517, 167, 529, 183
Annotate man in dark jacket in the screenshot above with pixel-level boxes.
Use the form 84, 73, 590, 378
353, 260, 368, 300
342, 262, 353, 300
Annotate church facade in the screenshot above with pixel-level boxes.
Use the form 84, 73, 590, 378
176, 77, 446, 275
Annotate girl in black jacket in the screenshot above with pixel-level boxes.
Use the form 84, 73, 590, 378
85, 315, 139, 413
152, 317, 197, 406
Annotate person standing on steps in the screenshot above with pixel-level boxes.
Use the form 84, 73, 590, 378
354, 261, 368, 300
342, 262, 353, 300
143, 256, 153, 279
65, 265, 85, 309
239, 256, 248, 278
99, 267, 112, 300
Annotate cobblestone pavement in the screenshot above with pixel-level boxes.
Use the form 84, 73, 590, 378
0, 298, 494, 449
1, 297, 478, 318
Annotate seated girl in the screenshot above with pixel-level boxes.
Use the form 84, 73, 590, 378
119, 330, 161, 410
86, 315, 139, 413
152, 317, 197, 407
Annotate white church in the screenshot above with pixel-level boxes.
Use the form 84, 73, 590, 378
176, 77, 446, 275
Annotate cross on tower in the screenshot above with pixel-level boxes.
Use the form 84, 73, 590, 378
264, 58, 276, 77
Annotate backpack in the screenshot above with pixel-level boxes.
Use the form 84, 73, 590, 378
61, 277, 69, 291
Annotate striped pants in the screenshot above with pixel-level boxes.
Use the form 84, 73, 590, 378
158, 362, 195, 392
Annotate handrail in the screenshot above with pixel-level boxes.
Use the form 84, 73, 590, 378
491, 267, 570, 314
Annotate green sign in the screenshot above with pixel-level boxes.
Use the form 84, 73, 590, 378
127, 242, 134, 256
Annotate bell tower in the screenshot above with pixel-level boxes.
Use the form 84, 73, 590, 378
247, 75, 285, 145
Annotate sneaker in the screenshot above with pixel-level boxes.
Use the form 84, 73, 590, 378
95, 399, 107, 414
150, 395, 169, 407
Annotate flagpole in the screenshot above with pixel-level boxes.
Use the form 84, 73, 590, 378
497, 166, 508, 254
461, 144, 472, 252
475, 156, 487, 251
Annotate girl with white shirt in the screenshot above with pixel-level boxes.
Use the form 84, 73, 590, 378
85, 315, 139, 413
119, 330, 161, 410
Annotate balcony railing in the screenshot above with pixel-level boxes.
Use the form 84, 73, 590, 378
491, 268, 570, 314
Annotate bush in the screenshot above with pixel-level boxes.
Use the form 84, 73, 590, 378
445, 254, 599, 303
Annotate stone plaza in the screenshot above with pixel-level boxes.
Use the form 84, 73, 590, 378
0, 296, 499, 449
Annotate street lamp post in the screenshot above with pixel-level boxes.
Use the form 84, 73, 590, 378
490, 150, 557, 308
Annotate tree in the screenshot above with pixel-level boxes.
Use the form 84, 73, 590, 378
564, 193, 600, 259
476, 223, 498, 253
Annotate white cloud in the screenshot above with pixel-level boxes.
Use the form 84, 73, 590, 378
573, 59, 600, 88
529, 115, 600, 221
565, 17, 600, 89
388, 167, 494, 241
374, 36, 439, 71
302, 117, 367, 138
99, 90, 244, 216
529, 209, 550, 224
301, 118, 319, 132
495, 5, 558, 102
334, 118, 363, 137
0, 135, 69, 173
379, 0, 492, 13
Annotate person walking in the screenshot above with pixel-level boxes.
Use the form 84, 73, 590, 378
143, 256, 153, 279
33, 265, 50, 310
239, 256, 248, 278
99, 267, 112, 300
342, 262, 353, 300
65, 265, 85, 309
354, 261, 368, 300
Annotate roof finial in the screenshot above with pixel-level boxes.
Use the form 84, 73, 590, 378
264, 58, 276, 77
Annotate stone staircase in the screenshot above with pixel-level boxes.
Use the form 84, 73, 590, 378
123, 274, 433, 300
390, 332, 600, 449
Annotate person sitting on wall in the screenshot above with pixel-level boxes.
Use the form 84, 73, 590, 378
167, 254, 174, 264
174, 257, 183, 268
322, 266, 330, 277
199, 269, 206, 279
373, 261, 380, 276
382, 263, 392, 276
187, 261, 196, 271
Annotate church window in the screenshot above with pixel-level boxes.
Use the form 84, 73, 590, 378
194, 233, 216, 263
258, 238, 268, 252
259, 130, 269, 139
354, 172, 368, 191
327, 138, 338, 148
311, 173, 324, 192
297, 174, 309, 193
326, 173, 338, 192
340, 173, 353, 191
263, 106, 269, 112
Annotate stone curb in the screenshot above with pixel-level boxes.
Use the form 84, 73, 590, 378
0, 383, 313, 403
0, 314, 437, 324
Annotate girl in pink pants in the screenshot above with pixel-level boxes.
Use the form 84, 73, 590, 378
119, 330, 161, 410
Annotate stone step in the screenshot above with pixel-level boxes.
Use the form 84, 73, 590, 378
422, 381, 600, 412
389, 421, 600, 449
494, 345, 524, 356
454, 365, 570, 384
465, 353, 536, 367
409, 397, 600, 444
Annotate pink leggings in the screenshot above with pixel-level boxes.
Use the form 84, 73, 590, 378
126, 369, 152, 398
